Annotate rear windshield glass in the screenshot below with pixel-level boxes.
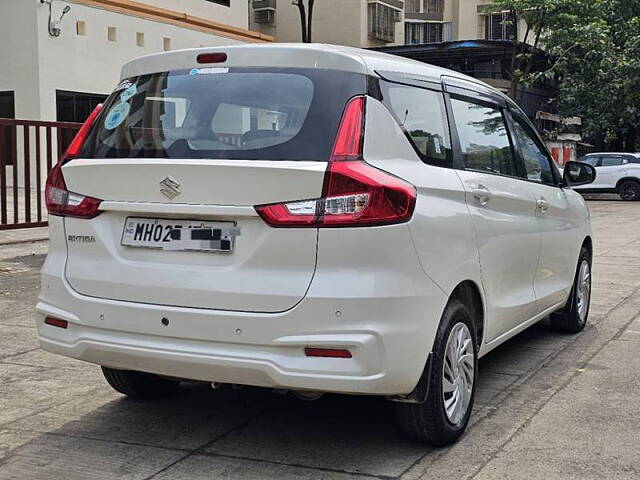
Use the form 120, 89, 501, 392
80, 68, 365, 161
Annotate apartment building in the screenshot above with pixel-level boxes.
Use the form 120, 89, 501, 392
251, 0, 404, 48
0, 0, 271, 122
249, 1, 524, 47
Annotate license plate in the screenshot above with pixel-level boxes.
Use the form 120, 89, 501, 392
121, 217, 239, 253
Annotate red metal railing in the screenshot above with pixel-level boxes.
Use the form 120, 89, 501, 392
0, 119, 81, 230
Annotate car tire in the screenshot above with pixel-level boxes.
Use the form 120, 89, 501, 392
618, 180, 640, 201
394, 297, 478, 445
550, 247, 592, 333
101, 367, 180, 399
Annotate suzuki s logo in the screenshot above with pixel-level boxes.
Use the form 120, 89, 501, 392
160, 176, 181, 199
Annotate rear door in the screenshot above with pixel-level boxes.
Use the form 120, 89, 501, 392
597, 155, 627, 189
445, 85, 540, 341
62, 67, 365, 312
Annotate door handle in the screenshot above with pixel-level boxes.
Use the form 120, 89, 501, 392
536, 198, 548, 214
472, 184, 492, 206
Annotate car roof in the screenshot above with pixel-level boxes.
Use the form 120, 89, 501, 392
120, 43, 504, 97
584, 152, 640, 157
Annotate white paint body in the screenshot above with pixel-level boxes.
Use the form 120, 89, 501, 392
36, 45, 592, 396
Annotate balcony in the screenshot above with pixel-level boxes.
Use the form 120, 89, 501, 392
404, 11, 444, 21
368, 0, 404, 12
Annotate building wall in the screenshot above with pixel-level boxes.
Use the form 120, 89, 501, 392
450, 1, 529, 43
146, 0, 249, 27
0, 0, 42, 121
255, 0, 366, 47
250, 0, 530, 47
34, 1, 250, 121
0, 0, 262, 121
251, 0, 403, 48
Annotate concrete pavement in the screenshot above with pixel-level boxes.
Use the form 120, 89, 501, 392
0, 199, 639, 479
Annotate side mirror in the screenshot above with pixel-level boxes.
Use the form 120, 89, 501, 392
563, 161, 596, 187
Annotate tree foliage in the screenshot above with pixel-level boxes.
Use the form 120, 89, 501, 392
491, 0, 640, 151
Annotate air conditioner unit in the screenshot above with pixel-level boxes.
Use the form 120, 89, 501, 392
254, 9, 275, 24
253, 0, 276, 11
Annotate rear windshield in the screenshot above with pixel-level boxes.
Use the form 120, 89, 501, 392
80, 68, 365, 161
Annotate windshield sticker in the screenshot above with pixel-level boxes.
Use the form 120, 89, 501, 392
115, 80, 133, 92
104, 102, 131, 130
433, 136, 442, 154
189, 67, 229, 76
120, 84, 137, 102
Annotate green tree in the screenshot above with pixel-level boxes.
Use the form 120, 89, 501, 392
491, 0, 640, 151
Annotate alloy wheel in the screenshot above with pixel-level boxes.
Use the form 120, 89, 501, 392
620, 182, 640, 201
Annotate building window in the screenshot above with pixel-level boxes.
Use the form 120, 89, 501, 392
136, 32, 145, 47
107, 26, 117, 42
56, 90, 107, 123
0, 91, 15, 119
206, 0, 231, 6
368, 3, 400, 43
163, 37, 172, 51
485, 12, 515, 41
405, 0, 420, 13
0, 91, 15, 166
405, 22, 443, 44
76, 20, 86, 36
424, 0, 443, 15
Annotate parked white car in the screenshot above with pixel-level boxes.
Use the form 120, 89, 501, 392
37, 44, 596, 445
572, 152, 640, 201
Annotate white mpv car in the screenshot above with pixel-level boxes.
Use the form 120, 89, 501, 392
37, 44, 596, 445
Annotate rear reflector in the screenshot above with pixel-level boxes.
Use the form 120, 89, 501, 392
304, 348, 352, 358
197, 52, 228, 64
44, 316, 68, 329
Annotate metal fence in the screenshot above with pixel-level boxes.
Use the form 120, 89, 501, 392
0, 119, 81, 230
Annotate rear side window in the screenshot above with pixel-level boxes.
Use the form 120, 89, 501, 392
601, 157, 624, 167
450, 98, 516, 177
579, 156, 600, 167
379, 81, 452, 168
81, 68, 365, 161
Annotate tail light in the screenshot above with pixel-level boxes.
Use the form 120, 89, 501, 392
197, 52, 228, 64
45, 104, 103, 219
255, 96, 416, 228
62, 103, 103, 162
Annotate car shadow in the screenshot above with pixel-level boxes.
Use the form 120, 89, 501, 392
3, 321, 579, 478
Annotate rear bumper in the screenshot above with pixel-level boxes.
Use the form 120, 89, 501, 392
37, 286, 444, 395
37, 219, 447, 396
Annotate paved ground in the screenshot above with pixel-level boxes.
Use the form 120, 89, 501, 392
0, 199, 639, 480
